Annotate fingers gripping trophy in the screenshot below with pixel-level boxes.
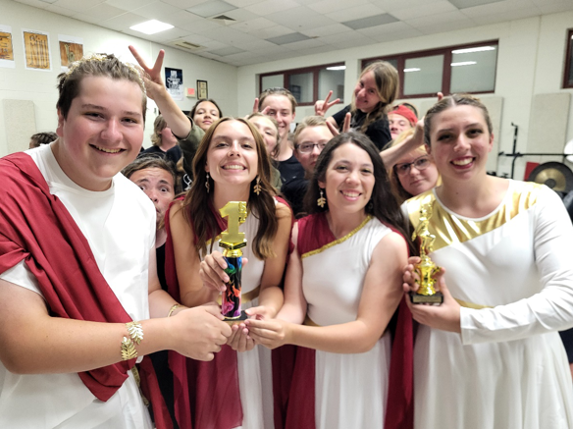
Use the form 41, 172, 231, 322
219, 201, 249, 322
410, 203, 443, 304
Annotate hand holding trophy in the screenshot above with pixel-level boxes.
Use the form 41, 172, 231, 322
409, 203, 443, 304
219, 201, 248, 322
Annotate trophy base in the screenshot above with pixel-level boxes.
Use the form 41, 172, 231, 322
223, 310, 248, 325
409, 291, 444, 305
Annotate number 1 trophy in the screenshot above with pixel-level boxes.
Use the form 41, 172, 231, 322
219, 201, 248, 323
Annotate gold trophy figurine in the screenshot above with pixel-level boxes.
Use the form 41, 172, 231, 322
219, 201, 248, 322
410, 203, 443, 304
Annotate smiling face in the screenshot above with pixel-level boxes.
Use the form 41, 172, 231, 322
395, 148, 439, 197
260, 94, 295, 141
388, 112, 412, 140
129, 167, 175, 228
294, 125, 333, 176
54, 75, 145, 191
249, 115, 278, 156
205, 120, 258, 189
193, 100, 220, 131
428, 105, 493, 183
353, 71, 382, 114
319, 142, 375, 215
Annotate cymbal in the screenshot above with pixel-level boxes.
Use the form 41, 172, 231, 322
528, 162, 573, 193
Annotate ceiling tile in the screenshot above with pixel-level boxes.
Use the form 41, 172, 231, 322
326, 3, 387, 22
84, 2, 127, 20
160, 0, 208, 8
265, 6, 337, 32
225, 0, 265, 6
300, 23, 353, 38
469, 6, 542, 25
392, 1, 458, 20
342, 13, 398, 30
104, 12, 148, 30
14, 0, 50, 9
244, 0, 300, 16
308, 0, 370, 14
53, 0, 106, 13
357, 21, 423, 41
459, 0, 538, 17
45, 4, 78, 16
448, 0, 506, 9
229, 17, 276, 33
209, 46, 246, 56
105, 0, 156, 11
537, 2, 573, 13
132, 1, 181, 20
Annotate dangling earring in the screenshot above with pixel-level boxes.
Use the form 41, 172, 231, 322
253, 175, 262, 195
367, 199, 374, 211
317, 188, 326, 208
205, 172, 210, 193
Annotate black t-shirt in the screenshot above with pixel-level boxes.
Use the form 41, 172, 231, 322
139, 145, 166, 158
281, 177, 309, 218
277, 154, 306, 185
332, 104, 391, 150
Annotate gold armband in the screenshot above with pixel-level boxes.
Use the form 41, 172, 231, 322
121, 321, 143, 361
167, 304, 180, 318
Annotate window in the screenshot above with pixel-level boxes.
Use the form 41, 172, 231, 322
259, 63, 345, 106
362, 41, 498, 99
564, 29, 573, 89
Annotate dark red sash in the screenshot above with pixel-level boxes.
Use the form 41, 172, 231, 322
0, 152, 171, 427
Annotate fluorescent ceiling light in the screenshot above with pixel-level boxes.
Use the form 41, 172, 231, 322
451, 61, 477, 67
326, 66, 346, 71
404, 68, 421, 72
452, 46, 496, 54
130, 20, 173, 35
342, 13, 398, 30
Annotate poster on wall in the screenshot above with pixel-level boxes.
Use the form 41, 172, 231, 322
59, 34, 84, 70
0, 25, 15, 68
23, 29, 51, 71
165, 67, 183, 100
197, 80, 208, 100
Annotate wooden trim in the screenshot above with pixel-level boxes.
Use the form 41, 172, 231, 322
563, 29, 573, 89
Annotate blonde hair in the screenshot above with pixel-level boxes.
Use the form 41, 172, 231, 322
292, 116, 329, 149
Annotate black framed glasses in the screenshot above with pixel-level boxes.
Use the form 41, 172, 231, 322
297, 141, 328, 154
395, 155, 431, 176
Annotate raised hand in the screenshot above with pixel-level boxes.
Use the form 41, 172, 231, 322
326, 111, 351, 137
314, 90, 340, 117
128, 45, 165, 100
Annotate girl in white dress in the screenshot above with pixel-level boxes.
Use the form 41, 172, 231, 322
403, 94, 573, 429
168, 117, 292, 429
247, 132, 412, 429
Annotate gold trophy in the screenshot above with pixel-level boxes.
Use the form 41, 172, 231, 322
219, 201, 248, 322
410, 203, 443, 304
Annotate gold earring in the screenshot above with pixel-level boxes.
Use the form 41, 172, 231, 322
317, 188, 326, 208
253, 175, 262, 195
205, 172, 210, 193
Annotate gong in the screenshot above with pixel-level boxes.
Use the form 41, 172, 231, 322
527, 162, 573, 193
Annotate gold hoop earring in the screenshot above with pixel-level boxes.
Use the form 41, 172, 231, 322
317, 188, 326, 208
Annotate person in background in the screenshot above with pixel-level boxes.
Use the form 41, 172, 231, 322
316, 61, 399, 150
29, 131, 58, 149
403, 94, 573, 429
388, 104, 418, 141
247, 112, 283, 190
140, 114, 178, 157
389, 128, 439, 204
282, 116, 334, 217
257, 87, 306, 184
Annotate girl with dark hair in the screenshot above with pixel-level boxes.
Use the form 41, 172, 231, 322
247, 132, 413, 429
403, 94, 573, 429
166, 117, 292, 428
315, 61, 399, 150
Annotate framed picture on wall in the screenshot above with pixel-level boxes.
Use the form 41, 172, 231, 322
197, 80, 208, 99
23, 29, 51, 71
58, 34, 84, 70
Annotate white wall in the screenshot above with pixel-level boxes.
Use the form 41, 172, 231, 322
237, 12, 573, 178
0, 0, 238, 156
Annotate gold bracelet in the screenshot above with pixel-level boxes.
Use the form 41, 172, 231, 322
121, 321, 143, 361
167, 304, 180, 318
121, 337, 138, 360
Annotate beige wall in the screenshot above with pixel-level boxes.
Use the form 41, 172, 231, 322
0, 0, 238, 156
237, 12, 573, 179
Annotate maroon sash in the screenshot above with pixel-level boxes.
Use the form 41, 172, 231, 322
0, 152, 171, 427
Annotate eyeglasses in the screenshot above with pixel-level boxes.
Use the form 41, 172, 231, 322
297, 141, 328, 154
395, 155, 431, 176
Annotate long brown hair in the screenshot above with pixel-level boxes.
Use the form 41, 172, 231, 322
351, 61, 399, 133
182, 117, 280, 259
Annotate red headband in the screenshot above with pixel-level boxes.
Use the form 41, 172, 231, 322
391, 105, 418, 126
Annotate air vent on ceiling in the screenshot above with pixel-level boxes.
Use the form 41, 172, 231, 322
212, 15, 236, 22
171, 40, 203, 51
